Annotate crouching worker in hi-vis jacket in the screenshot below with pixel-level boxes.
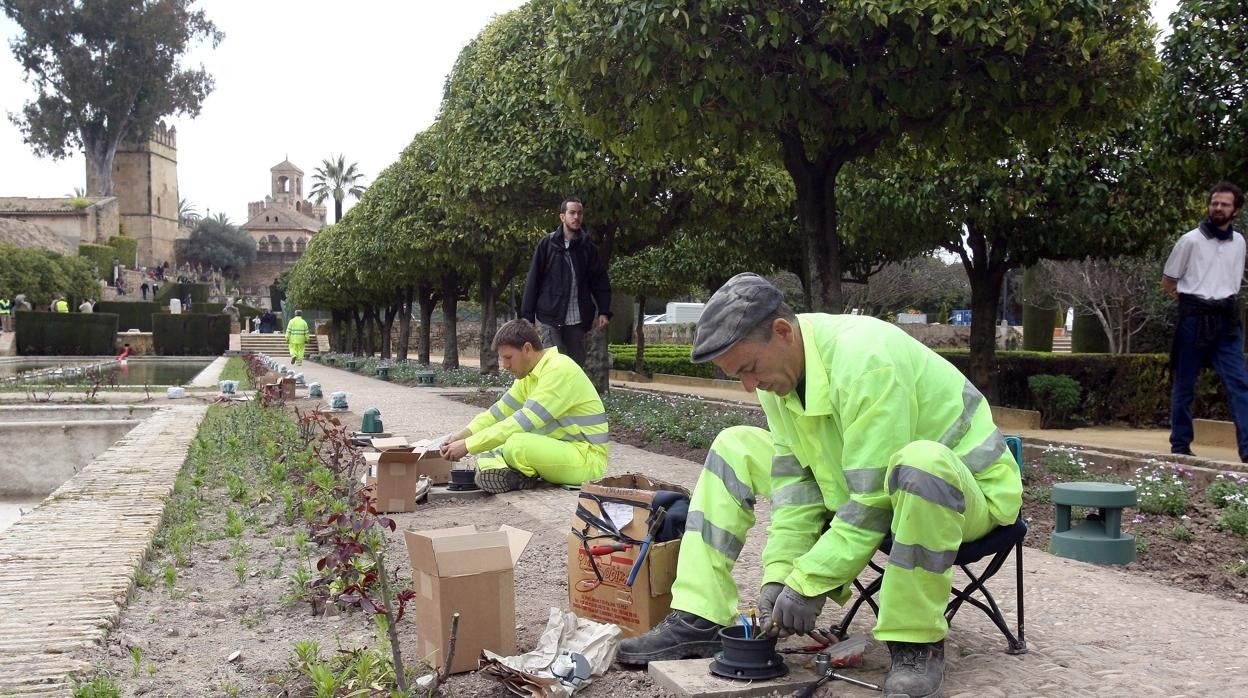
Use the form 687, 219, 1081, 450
617, 274, 1023, 698
440, 319, 609, 494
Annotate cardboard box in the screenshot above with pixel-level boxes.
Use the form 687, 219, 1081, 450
404, 525, 532, 674
371, 449, 453, 512
567, 473, 689, 637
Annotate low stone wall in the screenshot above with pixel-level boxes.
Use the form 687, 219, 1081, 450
0, 419, 140, 496
116, 330, 153, 355
897, 323, 1022, 350
642, 323, 696, 345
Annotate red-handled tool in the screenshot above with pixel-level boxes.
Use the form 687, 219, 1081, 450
626, 507, 667, 587
589, 543, 630, 556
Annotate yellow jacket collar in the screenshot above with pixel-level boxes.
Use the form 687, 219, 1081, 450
778, 314, 832, 417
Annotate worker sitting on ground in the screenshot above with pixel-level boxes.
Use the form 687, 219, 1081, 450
285, 309, 310, 365
440, 319, 608, 494
616, 273, 1022, 698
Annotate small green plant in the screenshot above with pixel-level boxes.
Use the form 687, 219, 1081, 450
162, 564, 177, 592
1028, 374, 1082, 427
129, 646, 143, 678
230, 540, 251, 559
273, 535, 288, 549
134, 569, 155, 590
1136, 534, 1150, 557
1207, 473, 1248, 508
224, 509, 244, 538
1215, 499, 1248, 537
287, 563, 313, 604
145, 664, 157, 677
221, 683, 241, 698
1129, 464, 1192, 516
225, 472, 249, 503
72, 675, 120, 698
1163, 522, 1195, 542
1229, 558, 1248, 576
241, 610, 265, 629
235, 559, 248, 585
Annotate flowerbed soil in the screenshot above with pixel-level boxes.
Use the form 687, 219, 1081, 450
71, 397, 671, 697
452, 391, 1248, 604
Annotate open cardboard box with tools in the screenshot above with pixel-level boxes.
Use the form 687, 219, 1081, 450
567, 473, 690, 637
405, 525, 532, 674
363, 437, 453, 512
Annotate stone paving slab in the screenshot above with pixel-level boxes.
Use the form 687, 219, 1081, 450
0, 404, 207, 696
296, 361, 1248, 695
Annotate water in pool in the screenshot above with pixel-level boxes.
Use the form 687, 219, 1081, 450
2, 359, 213, 386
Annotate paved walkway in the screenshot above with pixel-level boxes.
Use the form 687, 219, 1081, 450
290, 360, 1248, 695
0, 405, 207, 696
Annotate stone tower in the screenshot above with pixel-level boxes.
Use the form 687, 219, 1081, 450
85, 123, 182, 266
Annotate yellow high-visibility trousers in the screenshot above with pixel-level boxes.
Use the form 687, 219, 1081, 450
475, 432, 606, 486
669, 427, 996, 643
288, 340, 306, 363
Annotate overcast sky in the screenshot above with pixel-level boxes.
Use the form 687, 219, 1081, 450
0, 1, 1181, 224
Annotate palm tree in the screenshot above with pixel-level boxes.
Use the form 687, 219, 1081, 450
309, 154, 367, 222
179, 197, 201, 227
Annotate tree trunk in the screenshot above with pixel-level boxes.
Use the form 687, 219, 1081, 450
352, 307, 366, 356
84, 133, 122, 197
417, 284, 437, 366
363, 306, 377, 358
633, 295, 646, 375
478, 258, 499, 375
334, 197, 343, 224
380, 301, 399, 360
441, 274, 459, 370
396, 286, 414, 363
781, 134, 844, 312
330, 309, 347, 352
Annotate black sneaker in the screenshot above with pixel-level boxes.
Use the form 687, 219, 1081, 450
1171, 448, 1195, 457
474, 467, 541, 494
616, 611, 723, 666
884, 640, 945, 697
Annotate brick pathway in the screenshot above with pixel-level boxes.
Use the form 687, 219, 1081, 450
0, 405, 207, 696
296, 361, 1248, 695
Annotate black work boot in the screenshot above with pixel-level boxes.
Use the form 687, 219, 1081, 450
474, 467, 541, 494
616, 611, 723, 665
884, 640, 945, 698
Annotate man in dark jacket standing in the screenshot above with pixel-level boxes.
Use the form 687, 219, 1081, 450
520, 197, 611, 365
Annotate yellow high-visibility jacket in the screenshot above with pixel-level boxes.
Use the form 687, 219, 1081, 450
285, 316, 309, 342
464, 348, 609, 457
759, 314, 1023, 598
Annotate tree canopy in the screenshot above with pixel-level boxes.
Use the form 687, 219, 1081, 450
1157, 0, 1247, 187
550, 0, 1159, 310
2, 0, 222, 196
180, 217, 257, 274
0, 243, 98, 305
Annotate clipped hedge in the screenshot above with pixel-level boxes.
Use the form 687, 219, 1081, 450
94, 301, 162, 331
152, 313, 229, 355
155, 282, 210, 305
608, 343, 714, 378
15, 311, 118, 355
77, 243, 115, 279
934, 350, 1229, 427
107, 235, 137, 268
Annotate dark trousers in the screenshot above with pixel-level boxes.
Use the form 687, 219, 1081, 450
539, 322, 587, 366
1170, 314, 1248, 460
